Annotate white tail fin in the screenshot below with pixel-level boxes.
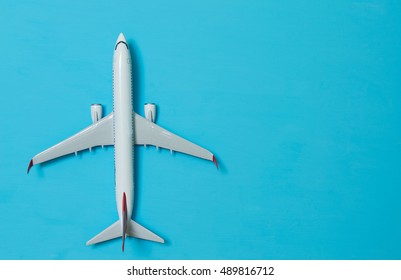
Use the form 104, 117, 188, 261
86, 220, 164, 247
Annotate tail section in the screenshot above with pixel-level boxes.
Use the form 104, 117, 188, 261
86, 220, 164, 250
87, 192, 164, 250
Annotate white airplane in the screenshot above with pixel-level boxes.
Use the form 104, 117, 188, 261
27, 33, 217, 251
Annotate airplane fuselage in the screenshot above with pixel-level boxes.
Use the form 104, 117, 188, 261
113, 35, 134, 224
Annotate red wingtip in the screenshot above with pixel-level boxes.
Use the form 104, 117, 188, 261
27, 160, 33, 174
212, 156, 219, 170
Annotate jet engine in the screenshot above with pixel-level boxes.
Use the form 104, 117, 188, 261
91, 104, 103, 124
144, 103, 156, 123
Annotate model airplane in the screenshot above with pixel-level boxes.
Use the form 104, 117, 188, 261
27, 33, 217, 251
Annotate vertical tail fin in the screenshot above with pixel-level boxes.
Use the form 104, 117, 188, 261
122, 193, 128, 252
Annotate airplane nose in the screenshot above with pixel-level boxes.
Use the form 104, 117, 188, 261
115, 33, 128, 50
117, 33, 126, 43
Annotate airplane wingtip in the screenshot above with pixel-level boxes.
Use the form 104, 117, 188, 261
27, 160, 33, 174
212, 155, 218, 170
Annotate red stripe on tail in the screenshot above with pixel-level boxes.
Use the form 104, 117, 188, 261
123, 192, 127, 212
122, 192, 127, 252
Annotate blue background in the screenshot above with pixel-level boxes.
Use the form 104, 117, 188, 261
0, 0, 400, 260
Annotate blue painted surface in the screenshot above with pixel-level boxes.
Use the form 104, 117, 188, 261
0, 1, 400, 259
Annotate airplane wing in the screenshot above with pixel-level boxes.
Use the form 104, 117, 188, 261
28, 112, 217, 172
134, 113, 217, 167
27, 113, 114, 173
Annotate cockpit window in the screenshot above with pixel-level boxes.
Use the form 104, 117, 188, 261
115, 41, 129, 50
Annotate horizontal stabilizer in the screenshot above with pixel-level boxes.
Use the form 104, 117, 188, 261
86, 220, 121, 246
128, 220, 164, 243
86, 219, 164, 246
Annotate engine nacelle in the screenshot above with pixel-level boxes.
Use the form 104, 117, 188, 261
144, 103, 156, 122
91, 104, 103, 124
